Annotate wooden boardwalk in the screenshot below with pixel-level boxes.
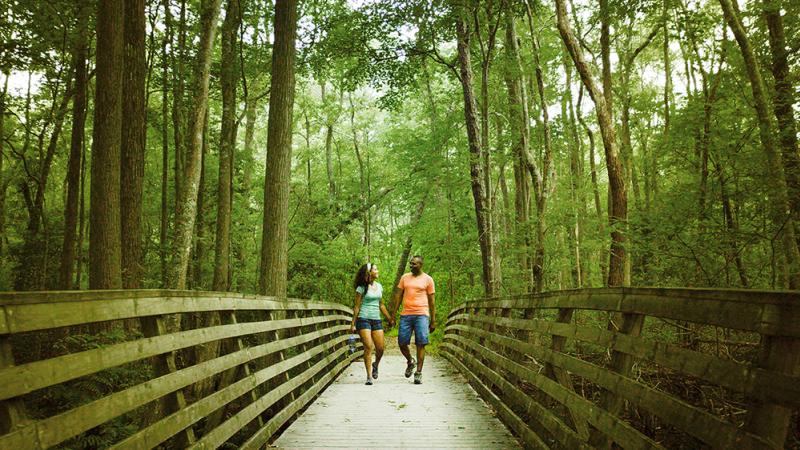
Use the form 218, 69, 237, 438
272, 354, 520, 449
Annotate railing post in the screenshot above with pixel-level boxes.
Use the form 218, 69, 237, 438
0, 336, 28, 434
589, 297, 645, 448
139, 314, 196, 445
264, 309, 294, 418
745, 335, 800, 447
546, 307, 589, 440
203, 309, 265, 434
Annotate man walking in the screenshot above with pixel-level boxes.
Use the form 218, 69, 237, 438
390, 255, 436, 384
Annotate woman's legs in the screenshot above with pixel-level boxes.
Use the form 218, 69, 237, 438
371, 330, 385, 366
358, 328, 374, 379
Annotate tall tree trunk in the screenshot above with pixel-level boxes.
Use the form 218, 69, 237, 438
456, 9, 497, 298
560, 3, 634, 434
168, 0, 222, 289
658, 0, 670, 208
715, 160, 749, 287
720, 0, 800, 288
390, 61, 441, 296
557, 0, 627, 287
89, 0, 124, 289
160, 0, 172, 287
762, 0, 800, 239
172, 0, 187, 214
121, 0, 146, 289
528, 11, 554, 294
192, 111, 209, 289
475, 4, 501, 295
258, 0, 298, 297
564, 61, 583, 287
303, 108, 311, 195
392, 194, 429, 298
577, 85, 607, 282
349, 94, 369, 250
619, 26, 658, 215
0, 73, 6, 257
720, 1, 800, 445
213, 0, 241, 292
505, 6, 532, 292
243, 98, 257, 192
76, 138, 87, 288
322, 81, 337, 201
696, 38, 727, 286
16, 72, 73, 284
60, 1, 90, 289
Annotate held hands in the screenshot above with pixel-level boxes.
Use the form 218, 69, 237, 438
429, 320, 436, 333
350, 323, 356, 334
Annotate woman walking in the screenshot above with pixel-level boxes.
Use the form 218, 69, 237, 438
350, 263, 394, 385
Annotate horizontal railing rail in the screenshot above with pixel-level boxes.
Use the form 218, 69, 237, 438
441, 287, 799, 450
0, 290, 359, 449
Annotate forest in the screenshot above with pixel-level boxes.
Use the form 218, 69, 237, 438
0, 0, 798, 315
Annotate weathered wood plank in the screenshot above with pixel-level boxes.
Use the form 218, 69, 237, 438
745, 335, 800, 447
0, 327, 348, 449
441, 343, 588, 449
0, 335, 27, 435
545, 307, 590, 440
239, 352, 353, 450
0, 289, 350, 306
439, 348, 551, 450
0, 315, 348, 400
272, 354, 520, 450
449, 313, 800, 408
451, 289, 800, 337
138, 314, 196, 446
0, 308, 8, 335
442, 334, 662, 450
0, 291, 351, 334
110, 328, 348, 450
449, 324, 773, 449
201, 310, 262, 435
192, 345, 354, 449
592, 311, 645, 447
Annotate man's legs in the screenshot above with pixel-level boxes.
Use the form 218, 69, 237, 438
397, 316, 416, 377
399, 343, 413, 362
415, 344, 426, 373
412, 315, 430, 384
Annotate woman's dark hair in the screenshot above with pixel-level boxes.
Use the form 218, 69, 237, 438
353, 263, 372, 291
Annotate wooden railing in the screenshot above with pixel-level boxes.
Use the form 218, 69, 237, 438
0, 290, 358, 449
441, 288, 800, 449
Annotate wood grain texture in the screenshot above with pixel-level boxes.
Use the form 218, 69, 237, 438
272, 354, 520, 449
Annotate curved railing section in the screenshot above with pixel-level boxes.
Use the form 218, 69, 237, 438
441, 287, 800, 449
0, 290, 359, 449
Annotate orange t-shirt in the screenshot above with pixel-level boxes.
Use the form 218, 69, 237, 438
397, 273, 435, 316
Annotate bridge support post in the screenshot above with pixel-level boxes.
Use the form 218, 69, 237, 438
0, 336, 28, 434
546, 308, 590, 440
589, 309, 645, 448
139, 315, 196, 446
745, 335, 800, 448
203, 310, 265, 434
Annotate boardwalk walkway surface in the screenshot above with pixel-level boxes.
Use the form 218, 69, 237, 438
272, 354, 520, 449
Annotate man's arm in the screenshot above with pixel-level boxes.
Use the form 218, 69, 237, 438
427, 292, 436, 332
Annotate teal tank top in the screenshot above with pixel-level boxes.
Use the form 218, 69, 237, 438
355, 282, 383, 320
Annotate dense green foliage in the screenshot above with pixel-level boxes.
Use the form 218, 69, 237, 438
0, 0, 798, 306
